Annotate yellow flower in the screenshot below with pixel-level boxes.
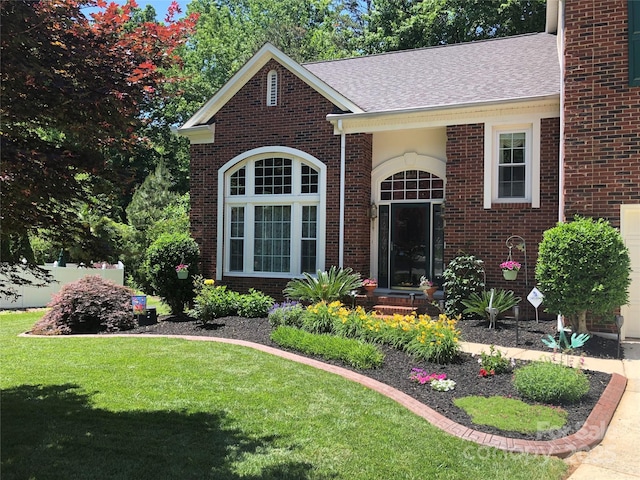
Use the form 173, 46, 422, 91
204, 279, 215, 285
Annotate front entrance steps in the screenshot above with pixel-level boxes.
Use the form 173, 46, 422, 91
356, 291, 443, 317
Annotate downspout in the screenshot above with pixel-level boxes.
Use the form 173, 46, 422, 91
338, 119, 346, 268
558, 0, 566, 223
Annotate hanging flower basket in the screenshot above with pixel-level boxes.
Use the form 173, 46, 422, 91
500, 261, 521, 281
176, 263, 189, 280
502, 269, 518, 281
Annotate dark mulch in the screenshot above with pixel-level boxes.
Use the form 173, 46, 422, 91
119, 314, 618, 442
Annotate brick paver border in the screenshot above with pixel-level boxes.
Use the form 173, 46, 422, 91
23, 332, 628, 457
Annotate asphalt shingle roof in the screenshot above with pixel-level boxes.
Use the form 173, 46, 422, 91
303, 33, 560, 113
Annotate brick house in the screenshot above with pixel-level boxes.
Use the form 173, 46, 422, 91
179, 0, 639, 338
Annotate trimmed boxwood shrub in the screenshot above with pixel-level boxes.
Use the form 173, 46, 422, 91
513, 361, 590, 404
32, 275, 135, 335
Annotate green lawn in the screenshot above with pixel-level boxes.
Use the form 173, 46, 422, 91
1, 312, 567, 480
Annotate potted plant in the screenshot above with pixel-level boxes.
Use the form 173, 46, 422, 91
500, 260, 521, 281
175, 263, 189, 280
420, 276, 438, 300
362, 278, 377, 295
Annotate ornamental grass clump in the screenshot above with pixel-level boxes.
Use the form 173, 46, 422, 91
513, 361, 590, 404
270, 326, 384, 369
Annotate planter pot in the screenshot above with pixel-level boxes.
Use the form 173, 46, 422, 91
423, 286, 438, 301
177, 269, 189, 280
364, 284, 377, 296
502, 269, 518, 281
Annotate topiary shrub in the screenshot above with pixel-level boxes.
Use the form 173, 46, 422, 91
513, 361, 590, 404
442, 254, 485, 318
32, 275, 135, 335
143, 232, 200, 314
536, 216, 631, 333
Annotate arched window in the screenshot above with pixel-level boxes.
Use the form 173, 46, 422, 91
380, 170, 444, 201
266, 70, 278, 106
224, 152, 324, 276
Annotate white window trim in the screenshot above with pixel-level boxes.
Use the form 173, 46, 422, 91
484, 119, 541, 209
217, 146, 326, 280
266, 70, 278, 106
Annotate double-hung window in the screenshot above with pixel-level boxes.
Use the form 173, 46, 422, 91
225, 155, 322, 276
484, 122, 539, 208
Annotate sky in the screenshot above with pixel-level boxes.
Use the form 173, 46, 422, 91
82, 0, 187, 20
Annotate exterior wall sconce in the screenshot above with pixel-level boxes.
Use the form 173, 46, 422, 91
369, 202, 378, 219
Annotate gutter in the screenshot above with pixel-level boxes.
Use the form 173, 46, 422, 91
326, 94, 560, 124
558, 1, 566, 223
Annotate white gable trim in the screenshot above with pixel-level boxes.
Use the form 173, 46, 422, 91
180, 43, 362, 134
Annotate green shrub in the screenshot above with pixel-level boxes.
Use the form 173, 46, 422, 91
461, 289, 520, 321
478, 345, 512, 375
236, 289, 274, 318
270, 326, 384, 369
143, 232, 200, 314
536, 216, 631, 333
284, 266, 362, 303
191, 285, 239, 324
32, 275, 135, 335
513, 361, 590, 404
442, 254, 485, 318
267, 301, 305, 327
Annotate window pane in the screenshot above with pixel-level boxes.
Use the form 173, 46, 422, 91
230, 168, 246, 195
254, 205, 291, 272
230, 207, 245, 270
301, 205, 317, 273
499, 166, 526, 198
301, 164, 319, 194
255, 158, 292, 194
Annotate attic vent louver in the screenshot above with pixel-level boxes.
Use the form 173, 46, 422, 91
266, 70, 278, 106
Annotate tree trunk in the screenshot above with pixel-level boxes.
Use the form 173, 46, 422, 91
577, 310, 589, 334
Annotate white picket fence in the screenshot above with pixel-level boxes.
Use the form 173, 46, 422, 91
1, 264, 125, 309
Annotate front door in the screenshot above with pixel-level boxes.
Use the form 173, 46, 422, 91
377, 203, 444, 289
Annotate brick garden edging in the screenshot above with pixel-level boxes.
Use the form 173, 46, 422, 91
24, 332, 628, 457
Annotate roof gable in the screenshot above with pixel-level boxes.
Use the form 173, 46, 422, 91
180, 43, 363, 131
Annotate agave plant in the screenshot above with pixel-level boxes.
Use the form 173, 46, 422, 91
461, 289, 521, 323
283, 266, 362, 303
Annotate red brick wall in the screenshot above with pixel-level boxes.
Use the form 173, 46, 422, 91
190, 59, 372, 299
563, 0, 640, 226
444, 118, 560, 294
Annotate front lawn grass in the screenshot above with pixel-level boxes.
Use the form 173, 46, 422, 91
1, 312, 567, 480
454, 396, 568, 434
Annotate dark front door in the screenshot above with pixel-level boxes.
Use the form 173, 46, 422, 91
377, 203, 443, 289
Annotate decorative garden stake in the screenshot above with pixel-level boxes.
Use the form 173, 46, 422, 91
527, 287, 544, 323
485, 288, 498, 329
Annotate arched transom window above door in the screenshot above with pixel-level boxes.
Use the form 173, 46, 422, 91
380, 170, 444, 201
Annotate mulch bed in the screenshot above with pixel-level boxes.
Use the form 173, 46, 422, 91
118, 314, 619, 442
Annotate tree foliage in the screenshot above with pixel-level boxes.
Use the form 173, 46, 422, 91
363, 0, 546, 53
536, 217, 631, 333
0, 0, 197, 249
